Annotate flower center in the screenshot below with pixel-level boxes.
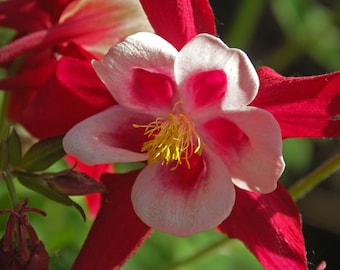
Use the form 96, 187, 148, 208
133, 111, 203, 170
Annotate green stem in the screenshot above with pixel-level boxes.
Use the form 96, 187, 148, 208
164, 237, 227, 270
1, 90, 19, 208
3, 172, 19, 208
0, 91, 10, 140
289, 153, 340, 201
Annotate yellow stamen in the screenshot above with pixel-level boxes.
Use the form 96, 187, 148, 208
133, 110, 203, 170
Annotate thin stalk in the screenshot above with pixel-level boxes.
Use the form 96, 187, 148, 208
3, 172, 19, 208
289, 153, 340, 201
0, 91, 10, 139
1, 90, 19, 208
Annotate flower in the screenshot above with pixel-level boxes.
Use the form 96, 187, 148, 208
0, 0, 152, 139
65, 1, 340, 269
63, 31, 285, 236
69, 1, 340, 270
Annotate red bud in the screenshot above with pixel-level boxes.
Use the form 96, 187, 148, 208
0, 199, 49, 270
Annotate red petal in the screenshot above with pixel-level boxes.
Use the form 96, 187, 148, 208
218, 184, 307, 270
4, 59, 56, 121
36, 0, 73, 21
84, 193, 101, 220
0, 59, 56, 91
140, 0, 216, 50
0, 0, 51, 32
5, 42, 95, 126
72, 171, 151, 270
131, 68, 175, 108
252, 67, 340, 138
187, 70, 227, 109
19, 57, 115, 139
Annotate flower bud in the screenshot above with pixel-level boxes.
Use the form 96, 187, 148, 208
0, 199, 49, 270
45, 170, 105, 196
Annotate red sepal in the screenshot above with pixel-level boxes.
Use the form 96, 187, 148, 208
218, 184, 307, 270
252, 67, 340, 138
72, 171, 151, 270
0, 0, 51, 32
19, 57, 115, 139
140, 0, 216, 50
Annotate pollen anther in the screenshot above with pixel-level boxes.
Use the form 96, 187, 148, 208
133, 111, 203, 170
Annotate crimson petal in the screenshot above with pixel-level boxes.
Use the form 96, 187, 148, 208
36, 0, 73, 21
218, 184, 307, 270
20, 57, 115, 139
252, 67, 340, 138
0, 0, 51, 32
3, 59, 56, 122
72, 171, 151, 270
140, 0, 216, 50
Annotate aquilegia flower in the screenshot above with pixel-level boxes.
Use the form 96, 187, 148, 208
63, 32, 285, 235
69, 1, 340, 269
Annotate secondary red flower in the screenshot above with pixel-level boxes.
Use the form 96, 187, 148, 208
0, 0, 153, 219
0, 0, 152, 139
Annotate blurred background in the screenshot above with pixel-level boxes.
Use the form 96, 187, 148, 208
0, 0, 340, 269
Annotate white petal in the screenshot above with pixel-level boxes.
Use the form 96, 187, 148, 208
199, 107, 284, 193
175, 34, 259, 111
63, 106, 150, 165
131, 149, 235, 236
92, 32, 178, 115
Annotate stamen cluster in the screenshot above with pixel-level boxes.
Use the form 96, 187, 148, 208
133, 113, 202, 170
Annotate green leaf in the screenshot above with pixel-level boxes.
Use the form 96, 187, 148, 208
20, 136, 66, 171
0, 139, 9, 170
7, 127, 22, 167
14, 171, 86, 221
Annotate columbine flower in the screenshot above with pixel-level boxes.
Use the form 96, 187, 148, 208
63, 31, 285, 235
67, 1, 340, 270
